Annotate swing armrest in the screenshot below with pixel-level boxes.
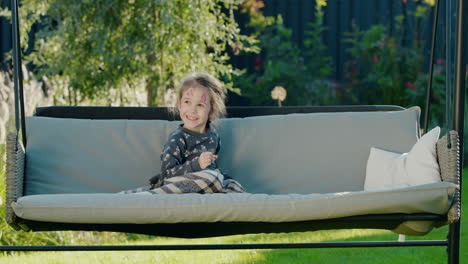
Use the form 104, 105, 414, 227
436, 131, 461, 224
5, 132, 25, 230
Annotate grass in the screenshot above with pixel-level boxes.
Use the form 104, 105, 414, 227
0, 165, 466, 263
0, 227, 459, 264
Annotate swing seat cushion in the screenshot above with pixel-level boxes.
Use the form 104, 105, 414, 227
12, 182, 456, 229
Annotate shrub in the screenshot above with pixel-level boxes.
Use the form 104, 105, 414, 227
234, 0, 334, 106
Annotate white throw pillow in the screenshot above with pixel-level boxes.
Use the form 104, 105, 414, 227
364, 126, 441, 191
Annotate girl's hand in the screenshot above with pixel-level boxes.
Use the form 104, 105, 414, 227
198, 152, 218, 169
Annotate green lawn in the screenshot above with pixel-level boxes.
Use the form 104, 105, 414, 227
0, 226, 460, 264
0, 176, 466, 264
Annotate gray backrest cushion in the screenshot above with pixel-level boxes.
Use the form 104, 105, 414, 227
25, 108, 419, 195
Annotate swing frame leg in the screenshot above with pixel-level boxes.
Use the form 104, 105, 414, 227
448, 223, 461, 264
449, 0, 467, 263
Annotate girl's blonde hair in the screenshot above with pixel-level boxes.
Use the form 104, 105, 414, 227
176, 73, 227, 122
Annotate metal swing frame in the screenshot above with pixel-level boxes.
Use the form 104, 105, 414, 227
1, 0, 466, 263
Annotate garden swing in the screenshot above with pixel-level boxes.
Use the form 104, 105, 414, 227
1, 0, 466, 263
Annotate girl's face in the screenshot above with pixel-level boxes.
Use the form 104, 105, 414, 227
177, 86, 212, 133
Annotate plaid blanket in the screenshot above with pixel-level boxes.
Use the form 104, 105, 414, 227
120, 170, 246, 194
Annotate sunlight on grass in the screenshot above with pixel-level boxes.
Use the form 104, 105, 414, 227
0, 250, 267, 264
0, 228, 446, 264
0, 229, 397, 264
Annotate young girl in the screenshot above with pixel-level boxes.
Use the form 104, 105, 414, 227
122, 73, 245, 194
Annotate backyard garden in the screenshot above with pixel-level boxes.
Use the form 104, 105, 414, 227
0, 0, 467, 263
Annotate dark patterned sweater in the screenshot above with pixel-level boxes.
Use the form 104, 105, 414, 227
158, 124, 222, 180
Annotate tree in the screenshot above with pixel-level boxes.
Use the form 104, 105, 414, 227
2, 0, 258, 106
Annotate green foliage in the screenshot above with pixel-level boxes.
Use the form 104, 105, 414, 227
340, 2, 442, 108
1, 0, 258, 106
341, 1, 468, 131
302, 5, 334, 106
342, 23, 424, 106
235, 1, 334, 106
412, 61, 468, 130
235, 15, 306, 105
411, 61, 447, 128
